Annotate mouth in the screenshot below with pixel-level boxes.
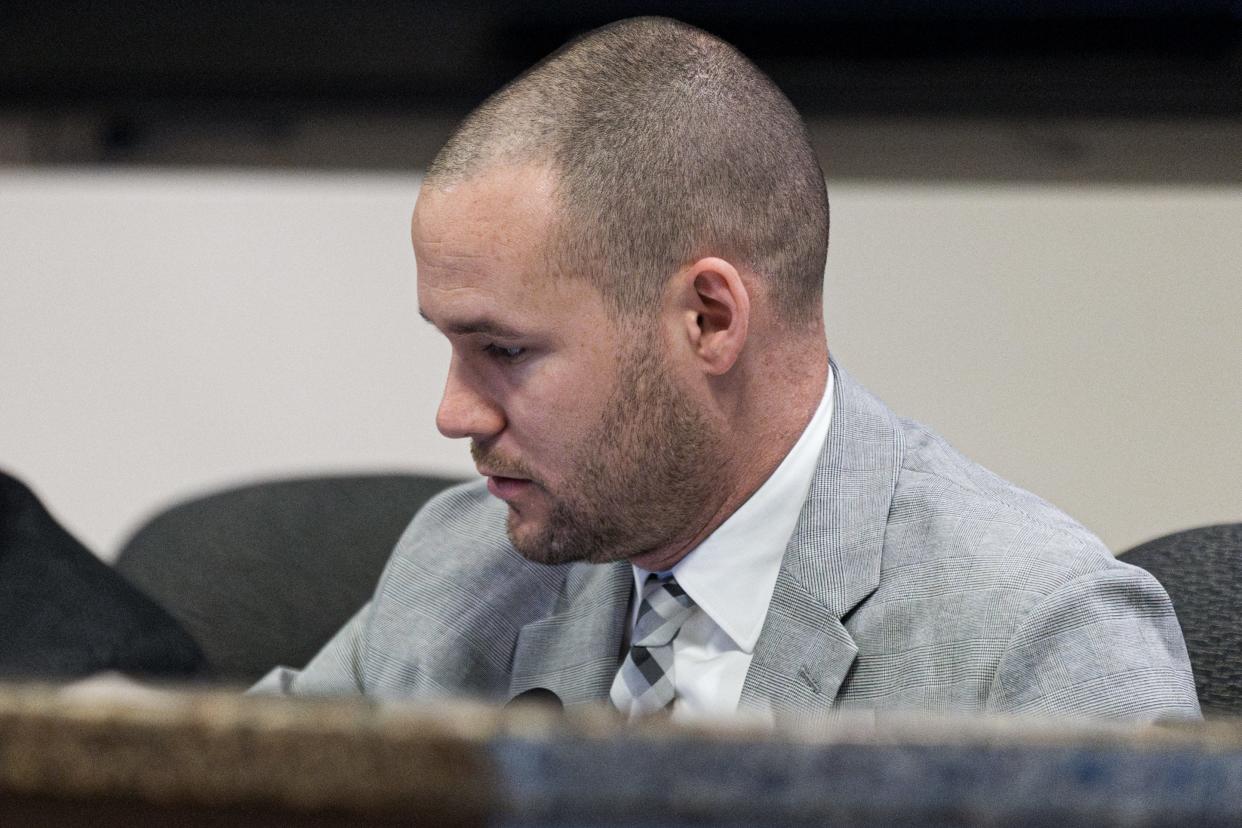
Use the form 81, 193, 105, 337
485, 474, 534, 501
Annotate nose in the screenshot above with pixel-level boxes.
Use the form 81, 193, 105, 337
436, 354, 505, 441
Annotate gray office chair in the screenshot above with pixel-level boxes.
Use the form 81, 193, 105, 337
114, 473, 460, 685
1120, 523, 1242, 716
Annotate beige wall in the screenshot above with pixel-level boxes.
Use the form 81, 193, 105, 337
1, 170, 1238, 560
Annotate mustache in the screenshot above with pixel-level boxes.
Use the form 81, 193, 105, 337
471, 441, 537, 481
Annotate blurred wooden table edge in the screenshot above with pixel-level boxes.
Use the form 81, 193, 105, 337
0, 681, 1239, 826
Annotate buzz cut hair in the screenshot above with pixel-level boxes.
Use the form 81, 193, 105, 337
425, 16, 829, 324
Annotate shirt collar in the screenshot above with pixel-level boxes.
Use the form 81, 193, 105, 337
633, 364, 835, 653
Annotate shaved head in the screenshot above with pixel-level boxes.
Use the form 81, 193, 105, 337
425, 16, 829, 324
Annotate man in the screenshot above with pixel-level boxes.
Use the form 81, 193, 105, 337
255, 17, 1199, 722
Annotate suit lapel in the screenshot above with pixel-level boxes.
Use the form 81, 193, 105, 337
507, 559, 632, 708
739, 567, 859, 720
740, 361, 903, 721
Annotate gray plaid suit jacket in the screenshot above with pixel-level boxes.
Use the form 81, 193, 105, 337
255, 364, 1200, 721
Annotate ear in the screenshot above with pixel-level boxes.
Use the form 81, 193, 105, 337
671, 257, 750, 376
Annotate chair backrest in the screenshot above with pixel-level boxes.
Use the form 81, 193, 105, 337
1120, 523, 1242, 716
114, 473, 460, 685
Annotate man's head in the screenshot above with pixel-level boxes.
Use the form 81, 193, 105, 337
413, 17, 830, 569
425, 16, 828, 325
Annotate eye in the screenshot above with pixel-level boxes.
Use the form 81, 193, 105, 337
483, 343, 526, 361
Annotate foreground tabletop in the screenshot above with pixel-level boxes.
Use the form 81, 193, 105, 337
0, 682, 1239, 826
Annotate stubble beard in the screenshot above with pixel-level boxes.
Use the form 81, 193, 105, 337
501, 340, 723, 567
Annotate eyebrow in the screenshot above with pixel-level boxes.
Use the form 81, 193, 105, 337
419, 309, 526, 339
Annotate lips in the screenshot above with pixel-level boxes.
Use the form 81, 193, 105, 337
487, 475, 532, 501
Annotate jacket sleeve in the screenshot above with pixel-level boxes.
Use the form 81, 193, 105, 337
986, 562, 1201, 720
249, 602, 370, 696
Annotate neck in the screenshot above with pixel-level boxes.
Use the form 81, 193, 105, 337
629, 340, 830, 572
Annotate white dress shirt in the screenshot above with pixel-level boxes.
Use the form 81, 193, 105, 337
629, 365, 834, 722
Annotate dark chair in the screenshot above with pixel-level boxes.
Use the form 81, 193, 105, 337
114, 473, 461, 685
1120, 523, 1242, 716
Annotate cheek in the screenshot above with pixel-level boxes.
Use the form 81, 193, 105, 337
504, 362, 612, 456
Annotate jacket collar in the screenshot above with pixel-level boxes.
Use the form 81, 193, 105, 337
739, 360, 902, 721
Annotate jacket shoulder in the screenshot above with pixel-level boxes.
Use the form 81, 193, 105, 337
360, 480, 566, 699
851, 419, 1198, 718
888, 417, 1113, 582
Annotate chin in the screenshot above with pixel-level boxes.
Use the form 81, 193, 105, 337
505, 517, 595, 566
505, 513, 556, 564
510, 539, 580, 567
503, 499, 643, 567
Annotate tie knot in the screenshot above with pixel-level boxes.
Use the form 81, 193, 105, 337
632, 575, 697, 647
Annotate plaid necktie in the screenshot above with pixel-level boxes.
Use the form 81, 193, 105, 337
609, 574, 698, 718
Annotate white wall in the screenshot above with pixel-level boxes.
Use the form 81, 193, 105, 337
1, 170, 1238, 560
825, 183, 1241, 553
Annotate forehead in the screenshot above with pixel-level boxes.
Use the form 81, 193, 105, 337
415, 165, 553, 289
413, 163, 557, 265
413, 163, 603, 332
417, 160, 553, 234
